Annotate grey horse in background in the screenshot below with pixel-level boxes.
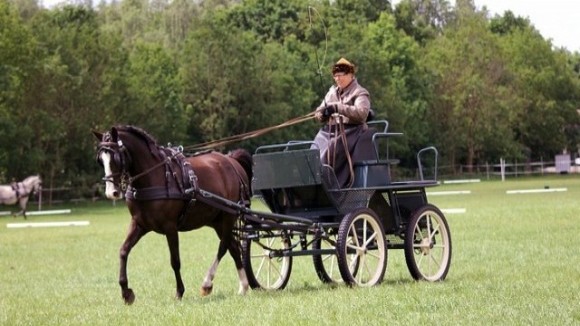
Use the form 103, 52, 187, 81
0, 175, 42, 219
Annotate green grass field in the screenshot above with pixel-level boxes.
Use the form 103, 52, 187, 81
1, 176, 579, 325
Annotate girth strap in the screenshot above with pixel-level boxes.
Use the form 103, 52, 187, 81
125, 186, 190, 200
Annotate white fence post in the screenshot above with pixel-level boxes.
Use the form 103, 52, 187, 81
500, 158, 505, 182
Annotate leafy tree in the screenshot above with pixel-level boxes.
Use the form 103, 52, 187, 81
394, 0, 454, 45
359, 12, 428, 161
227, 0, 309, 42
23, 6, 127, 191
180, 8, 319, 150
423, 4, 518, 171
498, 18, 580, 161
0, 0, 37, 180
489, 10, 530, 36
334, 0, 391, 23
123, 41, 186, 143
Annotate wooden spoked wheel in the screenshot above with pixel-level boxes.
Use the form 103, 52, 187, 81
312, 232, 347, 284
242, 229, 292, 290
404, 204, 452, 281
336, 208, 387, 287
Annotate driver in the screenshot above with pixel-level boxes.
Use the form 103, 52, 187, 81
312, 57, 372, 188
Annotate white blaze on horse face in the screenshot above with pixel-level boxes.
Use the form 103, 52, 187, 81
101, 152, 122, 200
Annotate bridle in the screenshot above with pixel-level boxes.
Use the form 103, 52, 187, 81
31, 179, 42, 195
97, 136, 180, 191
97, 139, 131, 190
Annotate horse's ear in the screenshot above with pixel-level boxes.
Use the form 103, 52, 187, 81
111, 127, 119, 141
93, 131, 103, 141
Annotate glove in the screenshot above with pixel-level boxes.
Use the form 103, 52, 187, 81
322, 104, 337, 117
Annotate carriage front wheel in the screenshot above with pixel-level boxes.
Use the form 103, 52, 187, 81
336, 208, 387, 287
312, 232, 355, 284
404, 204, 452, 281
241, 229, 292, 290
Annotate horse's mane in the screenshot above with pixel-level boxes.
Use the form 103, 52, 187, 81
117, 125, 158, 146
115, 125, 161, 159
23, 175, 40, 182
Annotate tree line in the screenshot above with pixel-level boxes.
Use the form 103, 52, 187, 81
1, 0, 579, 195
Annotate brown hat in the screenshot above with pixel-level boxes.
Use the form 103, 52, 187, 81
332, 57, 355, 74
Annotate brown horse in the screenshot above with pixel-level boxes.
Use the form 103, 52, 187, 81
93, 125, 253, 304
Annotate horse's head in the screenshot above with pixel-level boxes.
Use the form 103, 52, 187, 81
23, 175, 42, 195
93, 127, 132, 200
31, 176, 42, 194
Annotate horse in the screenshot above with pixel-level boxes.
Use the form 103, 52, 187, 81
0, 175, 42, 219
93, 125, 253, 304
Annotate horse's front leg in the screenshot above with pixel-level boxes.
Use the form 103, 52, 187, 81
165, 230, 185, 300
13, 201, 25, 219
20, 198, 29, 219
119, 220, 147, 305
13, 210, 25, 219
165, 231, 185, 300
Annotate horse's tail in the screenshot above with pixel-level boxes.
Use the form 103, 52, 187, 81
228, 149, 253, 190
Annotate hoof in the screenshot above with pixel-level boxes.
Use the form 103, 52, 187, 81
200, 286, 213, 296
238, 285, 249, 296
123, 288, 135, 305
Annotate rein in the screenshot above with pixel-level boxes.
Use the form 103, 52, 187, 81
183, 112, 315, 152
327, 114, 355, 188
127, 155, 173, 185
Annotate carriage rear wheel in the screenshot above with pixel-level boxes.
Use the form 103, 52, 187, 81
242, 229, 292, 290
404, 204, 452, 281
336, 208, 387, 287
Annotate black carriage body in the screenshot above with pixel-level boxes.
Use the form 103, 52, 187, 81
252, 144, 339, 220
241, 121, 452, 288
251, 140, 438, 232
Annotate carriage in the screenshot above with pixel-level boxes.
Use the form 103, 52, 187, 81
238, 120, 452, 289
95, 120, 451, 303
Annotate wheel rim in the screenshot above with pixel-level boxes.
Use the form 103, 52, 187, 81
410, 210, 451, 281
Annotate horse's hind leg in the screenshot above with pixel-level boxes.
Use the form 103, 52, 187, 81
200, 238, 228, 296
201, 225, 249, 296
228, 235, 249, 295
119, 220, 147, 304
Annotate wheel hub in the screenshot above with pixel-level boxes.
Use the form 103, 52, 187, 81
419, 238, 432, 255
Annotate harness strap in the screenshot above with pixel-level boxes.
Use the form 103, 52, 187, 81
224, 157, 252, 208
11, 183, 22, 199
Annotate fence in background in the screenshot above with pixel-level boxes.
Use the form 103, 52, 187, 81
16, 159, 579, 208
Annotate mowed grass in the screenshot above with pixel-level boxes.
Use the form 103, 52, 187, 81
1, 176, 579, 325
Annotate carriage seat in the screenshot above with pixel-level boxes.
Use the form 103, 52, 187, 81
351, 120, 401, 188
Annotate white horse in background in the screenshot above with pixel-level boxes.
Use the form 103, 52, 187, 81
0, 175, 42, 219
